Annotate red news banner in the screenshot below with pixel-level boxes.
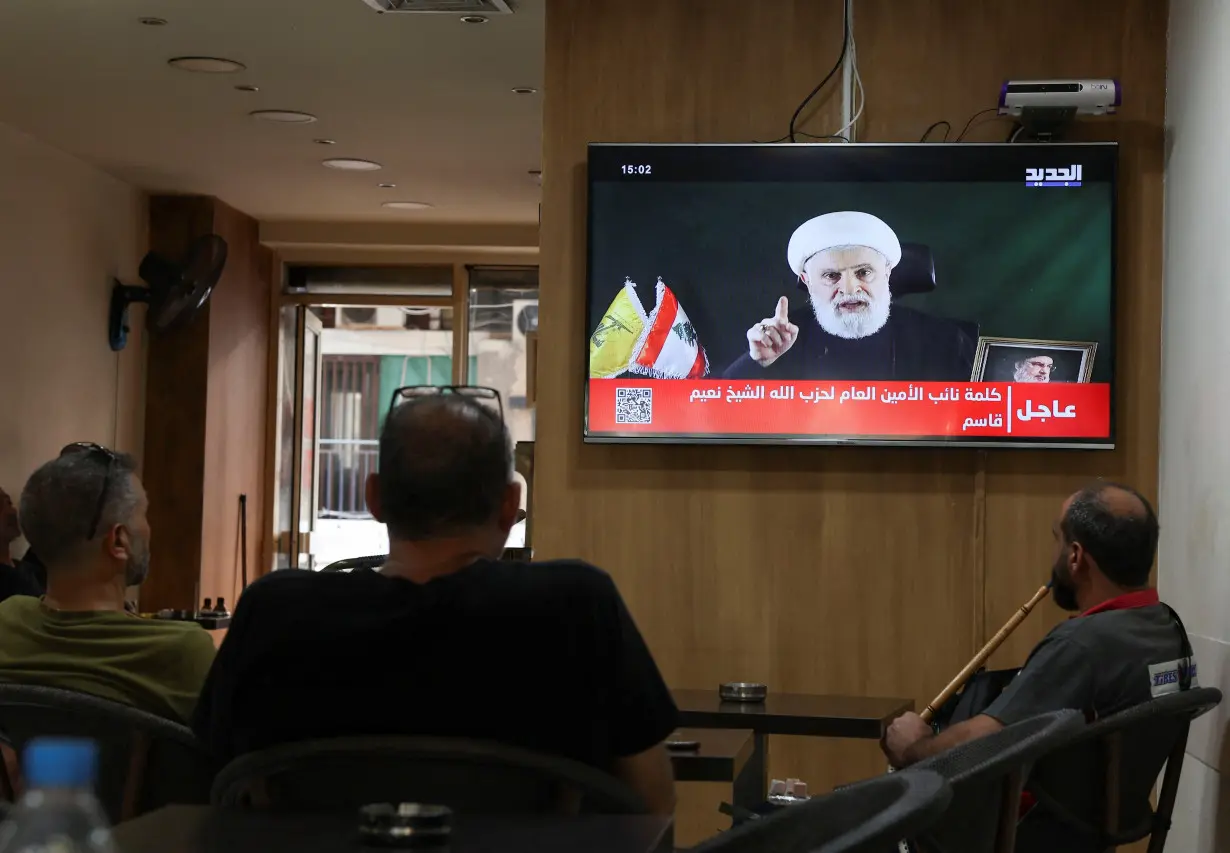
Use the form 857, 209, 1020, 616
589, 380, 1111, 439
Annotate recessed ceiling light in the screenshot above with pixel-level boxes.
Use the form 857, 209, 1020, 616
139, 17, 167, 26
168, 56, 246, 74
460, 15, 488, 24
313, 138, 337, 145
234, 84, 260, 93
381, 201, 433, 210
377, 183, 397, 189
511, 87, 538, 95
250, 110, 318, 124
323, 158, 383, 171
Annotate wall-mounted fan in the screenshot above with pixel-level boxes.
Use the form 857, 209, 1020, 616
108, 234, 228, 351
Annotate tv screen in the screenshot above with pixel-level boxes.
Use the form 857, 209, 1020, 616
585, 142, 1117, 448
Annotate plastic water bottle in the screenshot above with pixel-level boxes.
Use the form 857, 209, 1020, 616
0, 738, 116, 853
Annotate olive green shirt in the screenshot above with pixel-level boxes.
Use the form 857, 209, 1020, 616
0, 597, 216, 723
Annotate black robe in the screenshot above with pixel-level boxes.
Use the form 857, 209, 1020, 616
723, 304, 977, 382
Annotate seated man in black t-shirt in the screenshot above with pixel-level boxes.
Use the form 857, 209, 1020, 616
193, 392, 679, 814
881, 483, 1188, 769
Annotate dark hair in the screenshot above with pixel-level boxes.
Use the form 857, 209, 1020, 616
19, 451, 140, 565
1060, 482, 1159, 587
378, 395, 512, 541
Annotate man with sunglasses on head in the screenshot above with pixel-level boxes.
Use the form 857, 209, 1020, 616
0, 444, 216, 723
194, 388, 679, 814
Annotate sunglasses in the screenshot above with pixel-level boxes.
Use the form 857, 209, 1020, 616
388, 385, 504, 422
60, 442, 118, 540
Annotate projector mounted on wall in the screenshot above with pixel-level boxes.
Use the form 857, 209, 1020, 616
998, 79, 1120, 141
358, 0, 513, 12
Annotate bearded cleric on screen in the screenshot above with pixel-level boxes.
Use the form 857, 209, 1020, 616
723, 211, 977, 381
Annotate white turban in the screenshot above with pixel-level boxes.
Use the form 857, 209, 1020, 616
787, 211, 902, 276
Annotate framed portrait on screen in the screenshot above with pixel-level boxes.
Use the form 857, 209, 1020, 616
971, 337, 1098, 384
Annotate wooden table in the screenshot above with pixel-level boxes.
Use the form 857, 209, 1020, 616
669, 727, 758, 812
673, 689, 913, 805
670, 728, 753, 783
114, 805, 674, 853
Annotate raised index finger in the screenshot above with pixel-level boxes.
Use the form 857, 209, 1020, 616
774, 296, 790, 323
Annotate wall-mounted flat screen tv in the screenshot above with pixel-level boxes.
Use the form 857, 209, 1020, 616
584, 142, 1117, 448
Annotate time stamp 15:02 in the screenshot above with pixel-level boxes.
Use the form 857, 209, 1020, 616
620, 165, 653, 175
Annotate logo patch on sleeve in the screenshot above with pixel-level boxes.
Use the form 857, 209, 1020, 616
1148, 657, 1198, 697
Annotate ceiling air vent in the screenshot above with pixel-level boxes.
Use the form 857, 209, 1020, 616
359, 0, 514, 12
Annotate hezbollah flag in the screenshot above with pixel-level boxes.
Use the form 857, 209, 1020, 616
589, 277, 709, 379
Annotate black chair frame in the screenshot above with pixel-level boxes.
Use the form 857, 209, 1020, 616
906, 709, 1086, 853
690, 769, 951, 853
211, 735, 647, 815
1024, 686, 1222, 853
0, 683, 212, 823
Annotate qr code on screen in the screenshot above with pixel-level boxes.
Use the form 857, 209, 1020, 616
615, 387, 653, 424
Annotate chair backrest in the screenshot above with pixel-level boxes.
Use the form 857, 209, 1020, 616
690, 770, 951, 853
210, 736, 647, 815
321, 550, 532, 572
319, 554, 386, 572
906, 709, 1085, 853
0, 683, 213, 823
1019, 686, 1222, 852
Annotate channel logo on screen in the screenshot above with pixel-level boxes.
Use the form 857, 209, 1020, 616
1025, 165, 1082, 188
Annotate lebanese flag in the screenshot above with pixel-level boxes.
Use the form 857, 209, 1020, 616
627, 278, 710, 379
589, 277, 709, 379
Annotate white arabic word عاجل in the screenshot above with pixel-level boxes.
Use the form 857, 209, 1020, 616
1015, 400, 1078, 422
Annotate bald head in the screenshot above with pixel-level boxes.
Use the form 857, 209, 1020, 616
1060, 482, 1158, 587
373, 394, 514, 542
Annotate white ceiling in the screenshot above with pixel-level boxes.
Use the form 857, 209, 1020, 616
0, 0, 544, 224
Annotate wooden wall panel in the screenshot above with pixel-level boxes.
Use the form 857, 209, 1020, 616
200, 200, 271, 609
142, 196, 213, 611
143, 196, 270, 611
537, 0, 1167, 809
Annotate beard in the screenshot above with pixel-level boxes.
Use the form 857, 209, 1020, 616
1050, 557, 1080, 612
811, 291, 891, 340
125, 534, 151, 587
1014, 366, 1049, 383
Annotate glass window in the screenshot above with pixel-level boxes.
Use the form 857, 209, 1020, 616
306, 303, 455, 570
468, 268, 538, 552
467, 267, 538, 446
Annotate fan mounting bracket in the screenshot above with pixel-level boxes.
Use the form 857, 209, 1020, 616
108, 283, 151, 352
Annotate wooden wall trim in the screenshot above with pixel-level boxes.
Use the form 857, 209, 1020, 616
259, 250, 283, 582
269, 246, 538, 267
451, 263, 469, 384
972, 452, 988, 649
